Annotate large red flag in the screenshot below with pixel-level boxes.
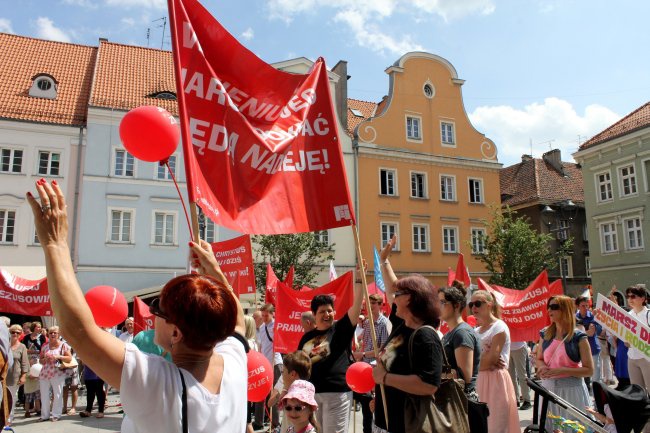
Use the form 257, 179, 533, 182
210, 234, 256, 295
167, 0, 355, 234
0, 268, 51, 316
274, 272, 353, 354
265, 263, 280, 305
133, 296, 155, 336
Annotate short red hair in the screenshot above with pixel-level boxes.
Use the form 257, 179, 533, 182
160, 274, 237, 351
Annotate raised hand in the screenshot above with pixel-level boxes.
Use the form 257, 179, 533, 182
26, 179, 68, 248
379, 235, 396, 262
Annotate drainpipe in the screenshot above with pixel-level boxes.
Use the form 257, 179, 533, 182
70, 126, 85, 270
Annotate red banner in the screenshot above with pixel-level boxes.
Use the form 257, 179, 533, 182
265, 264, 294, 305
210, 234, 255, 296
133, 296, 155, 336
447, 253, 470, 287
477, 270, 562, 342
274, 272, 353, 354
168, 0, 355, 234
0, 268, 52, 316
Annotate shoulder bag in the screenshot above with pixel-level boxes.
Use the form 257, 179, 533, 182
58, 345, 78, 371
404, 325, 470, 433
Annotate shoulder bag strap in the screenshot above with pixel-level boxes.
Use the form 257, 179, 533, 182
408, 325, 451, 371
178, 368, 188, 433
264, 325, 273, 343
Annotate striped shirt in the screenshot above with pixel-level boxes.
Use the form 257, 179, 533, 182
361, 314, 390, 363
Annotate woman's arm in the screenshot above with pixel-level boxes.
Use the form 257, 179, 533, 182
371, 362, 438, 395
454, 346, 474, 384
28, 181, 125, 389
379, 236, 398, 306
57, 346, 73, 364
478, 331, 505, 371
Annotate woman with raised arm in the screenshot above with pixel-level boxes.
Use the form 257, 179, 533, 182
27, 179, 247, 433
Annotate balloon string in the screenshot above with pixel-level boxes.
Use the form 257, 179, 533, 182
165, 160, 194, 241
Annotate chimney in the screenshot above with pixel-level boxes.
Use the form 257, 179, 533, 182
331, 60, 348, 131
521, 154, 533, 162
542, 149, 565, 175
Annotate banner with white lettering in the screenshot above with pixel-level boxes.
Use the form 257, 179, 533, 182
594, 293, 650, 361
133, 296, 155, 336
210, 234, 255, 296
478, 270, 562, 342
167, 0, 355, 234
0, 268, 52, 316
274, 272, 353, 354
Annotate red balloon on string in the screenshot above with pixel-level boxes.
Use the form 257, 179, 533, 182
346, 362, 375, 393
247, 351, 273, 402
85, 285, 128, 327
119, 106, 179, 162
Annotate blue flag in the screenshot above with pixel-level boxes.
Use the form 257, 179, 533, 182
374, 246, 386, 292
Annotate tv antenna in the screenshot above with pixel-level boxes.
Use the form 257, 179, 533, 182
146, 28, 151, 47
152, 17, 167, 49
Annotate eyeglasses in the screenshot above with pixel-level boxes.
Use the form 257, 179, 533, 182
284, 405, 306, 412
547, 303, 561, 311
468, 301, 484, 309
49, 332, 58, 335
10, 331, 21, 335
394, 290, 408, 297
149, 298, 170, 321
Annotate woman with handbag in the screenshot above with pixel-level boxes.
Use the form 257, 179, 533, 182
471, 290, 520, 433
6, 325, 29, 426
371, 236, 444, 433
38, 326, 73, 422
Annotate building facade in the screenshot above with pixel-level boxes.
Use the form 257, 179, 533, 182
573, 102, 650, 295
351, 52, 501, 287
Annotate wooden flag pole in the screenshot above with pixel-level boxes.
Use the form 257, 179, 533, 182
189, 202, 201, 243
351, 224, 389, 429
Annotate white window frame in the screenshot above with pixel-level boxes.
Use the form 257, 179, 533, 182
618, 163, 638, 198
622, 216, 644, 251
440, 120, 456, 147
594, 170, 613, 203
0, 146, 24, 174
32, 224, 40, 245
410, 171, 427, 199
412, 223, 430, 252
112, 147, 137, 178
0, 208, 17, 244
470, 227, 486, 254
405, 115, 422, 142
557, 219, 570, 241
380, 222, 400, 251
106, 207, 135, 245
641, 158, 650, 193
202, 217, 216, 243
316, 230, 330, 246
156, 153, 178, 181
151, 210, 178, 246
559, 256, 573, 278
442, 225, 459, 253
468, 177, 484, 204
599, 221, 618, 254
37, 150, 62, 176
440, 174, 456, 202
379, 168, 398, 196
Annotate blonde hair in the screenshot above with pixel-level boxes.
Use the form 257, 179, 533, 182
543, 295, 576, 341
48, 326, 60, 333
244, 315, 256, 341
9, 324, 22, 334
472, 290, 502, 319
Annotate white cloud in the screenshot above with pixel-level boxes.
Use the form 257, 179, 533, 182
0, 18, 13, 33
468, 98, 621, 166
241, 27, 254, 41
34, 17, 72, 42
104, 0, 166, 9
121, 17, 136, 26
61, 0, 97, 7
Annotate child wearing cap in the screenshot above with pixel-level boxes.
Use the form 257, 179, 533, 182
279, 380, 320, 433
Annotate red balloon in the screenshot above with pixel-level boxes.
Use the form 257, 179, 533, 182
84, 285, 128, 328
346, 362, 375, 393
247, 351, 273, 402
119, 106, 179, 162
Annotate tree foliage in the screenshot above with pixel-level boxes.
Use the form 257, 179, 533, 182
476, 206, 573, 290
253, 233, 335, 295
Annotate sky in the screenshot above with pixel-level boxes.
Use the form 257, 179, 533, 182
2, 0, 649, 166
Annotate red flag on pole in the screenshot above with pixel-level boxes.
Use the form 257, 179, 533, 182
265, 263, 280, 305
210, 234, 256, 295
447, 268, 455, 287
454, 253, 471, 288
284, 266, 295, 289
167, 0, 355, 234
133, 296, 155, 336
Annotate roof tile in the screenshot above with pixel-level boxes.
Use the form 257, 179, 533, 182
346, 98, 377, 137
580, 102, 650, 150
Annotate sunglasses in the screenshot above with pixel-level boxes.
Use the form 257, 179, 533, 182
149, 298, 170, 321
468, 301, 484, 309
547, 303, 561, 311
49, 332, 58, 335
10, 331, 21, 335
394, 290, 408, 297
626, 294, 639, 299
284, 405, 306, 412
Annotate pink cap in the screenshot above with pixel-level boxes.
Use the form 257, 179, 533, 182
279, 380, 318, 411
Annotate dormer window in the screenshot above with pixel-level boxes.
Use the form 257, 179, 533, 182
149, 91, 177, 100
29, 74, 58, 99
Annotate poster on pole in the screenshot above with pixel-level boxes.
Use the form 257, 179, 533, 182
594, 293, 650, 361
210, 234, 255, 296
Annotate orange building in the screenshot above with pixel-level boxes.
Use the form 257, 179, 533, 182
349, 52, 501, 286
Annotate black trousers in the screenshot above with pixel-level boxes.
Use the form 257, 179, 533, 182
85, 379, 106, 413
353, 392, 373, 433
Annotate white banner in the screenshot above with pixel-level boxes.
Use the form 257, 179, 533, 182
594, 293, 650, 361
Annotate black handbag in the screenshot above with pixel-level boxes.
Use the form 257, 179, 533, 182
467, 399, 490, 433
403, 325, 470, 433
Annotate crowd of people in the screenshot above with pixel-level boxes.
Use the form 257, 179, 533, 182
0, 179, 647, 433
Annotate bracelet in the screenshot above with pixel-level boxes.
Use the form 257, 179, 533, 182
382, 260, 390, 267
382, 372, 389, 385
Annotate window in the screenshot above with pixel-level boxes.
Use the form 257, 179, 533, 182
557, 220, 570, 241
0, 210, 16, 243
149, 91, 177, 100
440, 175, 455, 201
110, 210, 133, 243
29, 74, 57, 99
316, 230, 330, 246
406, 116, 421, 140
412, 224, 429, 252
582, 223, 588, 242
595, 171, 613, 202
423, 83, 434, 98
410, 172, 427, 198
442, 226, 458, 253
623, 217, 643, 250
468, 178, 483, 204
38, 151, 61, 176
379, 169, 397, 196
154, 212, 176, 245
157, 155, 176, 180
1, 148, 23, 173
202, 218, 216, 243
559, 256, 573, 278
644, 160, 650, 192
600, 222, 618, 253
381, 223, 399, 250
441, 122, 455, 145
471, 228, 486, 254
114, 149, 135, 177
585, 257, 591, 278
33, 227, 40, 245
618, 164, 637, 197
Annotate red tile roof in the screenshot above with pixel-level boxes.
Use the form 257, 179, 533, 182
580, 102, 650, 150
90, 40, 178, 115
346, 98, 377, 137
0, 33, 96, 126
500, 156, 583, 208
